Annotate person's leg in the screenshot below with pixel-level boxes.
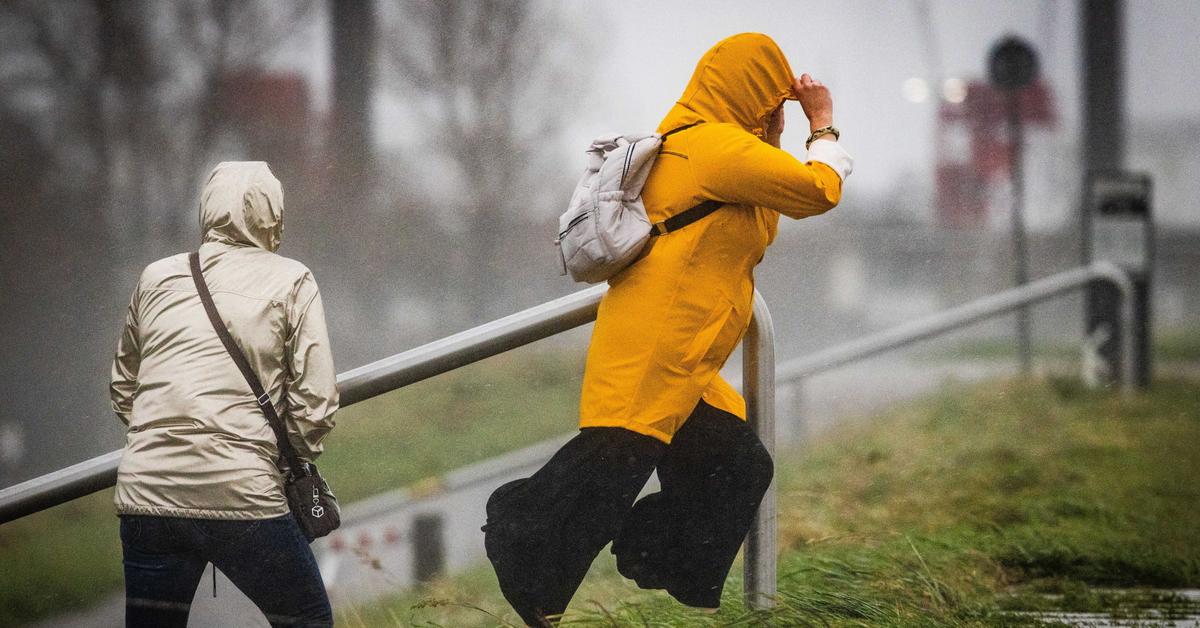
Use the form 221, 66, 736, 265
120, 515, 208, 628
613, 400, 774, 609
483, 427, 664, 626
201, 515, 333, 628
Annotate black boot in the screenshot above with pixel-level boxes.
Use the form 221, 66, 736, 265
612, 401, 774, 609
482, 479, 560, 626
482, 428, 664, 626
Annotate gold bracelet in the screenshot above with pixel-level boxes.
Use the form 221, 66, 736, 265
805, 125, 840, 150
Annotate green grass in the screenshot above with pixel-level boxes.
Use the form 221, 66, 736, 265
0, 349, 585, 626
317, 349, 584, 502
4, 356, 1197, 626
0, 492, 124, 626
925, 323, 1200, 364
919, 338, 1080, 362
1156, 325, 1200, 363
336, 376, 1200, 627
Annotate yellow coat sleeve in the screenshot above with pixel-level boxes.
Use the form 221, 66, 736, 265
689, 126, 843, 219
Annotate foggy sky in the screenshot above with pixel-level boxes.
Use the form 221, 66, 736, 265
272, 0, 1200, 225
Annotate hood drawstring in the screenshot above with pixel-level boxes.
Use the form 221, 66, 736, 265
212, 563, 218, 598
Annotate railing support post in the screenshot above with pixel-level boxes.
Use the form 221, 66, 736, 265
743, 291, 776, 610
412, 513, 446, 583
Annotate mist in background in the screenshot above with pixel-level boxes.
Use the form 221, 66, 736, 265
1, 0, 1197, 486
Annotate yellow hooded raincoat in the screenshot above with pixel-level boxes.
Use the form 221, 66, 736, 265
579, 33, 852, 443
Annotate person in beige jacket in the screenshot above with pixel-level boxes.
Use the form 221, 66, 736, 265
110, 161, 338, 628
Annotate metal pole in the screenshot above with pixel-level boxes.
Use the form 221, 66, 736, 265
743, 291, 777, 609
1109, 266, 1137, 396
1081, 0, 1128, 386
331, 0, 376, 176
1009, 91, 1032, 376
1081, 0, 1126, 172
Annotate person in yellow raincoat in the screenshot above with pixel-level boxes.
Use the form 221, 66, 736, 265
483, 33, 853, 626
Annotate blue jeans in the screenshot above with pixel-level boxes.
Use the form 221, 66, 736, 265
119, 514, 333, 627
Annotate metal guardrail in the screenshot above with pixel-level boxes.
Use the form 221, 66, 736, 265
323, 261, 1135, 606
0, 285, 600, 524
777, 261, 1136, 397
0, 261, 1136, 613
0, 284, 780, 609
316, 263, 1136, 608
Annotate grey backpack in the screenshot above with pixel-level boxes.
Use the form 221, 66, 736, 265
555, 123, 722, 283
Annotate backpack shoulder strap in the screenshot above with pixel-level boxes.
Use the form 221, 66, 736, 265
650, 200, 723, 236
659, 121, 704, 141
649, 122, 723, 236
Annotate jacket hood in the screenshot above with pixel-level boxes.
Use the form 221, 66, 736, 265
659, 33, 795, 138
199, 161, 284, 252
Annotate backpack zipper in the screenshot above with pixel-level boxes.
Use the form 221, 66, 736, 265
557, 211, 591, 238
619, 139, 639, 188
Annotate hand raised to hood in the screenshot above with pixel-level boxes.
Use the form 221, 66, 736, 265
793, 73, 833, 133
764, 106, 785, 148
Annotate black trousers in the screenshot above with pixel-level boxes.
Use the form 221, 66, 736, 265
482, 400, 773, 625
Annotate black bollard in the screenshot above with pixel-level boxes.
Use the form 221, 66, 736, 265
412, 513, 446, 583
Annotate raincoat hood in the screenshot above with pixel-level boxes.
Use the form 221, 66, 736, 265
583, 33, 852, 444
199, 161, 284, 252
660, 33, 795, 138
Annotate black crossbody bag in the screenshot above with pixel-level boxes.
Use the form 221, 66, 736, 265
188, 252, 340, 542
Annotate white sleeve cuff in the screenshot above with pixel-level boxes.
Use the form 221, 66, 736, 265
806, 138, 854, 181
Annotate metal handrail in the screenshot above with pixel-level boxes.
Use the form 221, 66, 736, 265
0, 260, 1137, 613
0, 284, 780, 609
337, 285, 610, 406
0, 285, 607, 524
777, 261, 1136, 396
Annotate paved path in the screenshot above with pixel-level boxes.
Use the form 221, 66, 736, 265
1019, 588, 1200, 627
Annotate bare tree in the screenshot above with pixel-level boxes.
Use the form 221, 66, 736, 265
154, 0, 316, 246
380, 0, 593, 321
0, 0, 314, 253
0, 1, 138, 238
0, 0, 316, 477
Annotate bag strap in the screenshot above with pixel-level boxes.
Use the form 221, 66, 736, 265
650, 199, 723, 236
651, 122, 724, 236
659, 121, 703, 140
188, 252, 304, 475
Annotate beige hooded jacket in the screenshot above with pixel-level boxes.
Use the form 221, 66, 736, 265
111, 161, 338, 520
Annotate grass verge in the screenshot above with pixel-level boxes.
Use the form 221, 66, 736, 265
1156, 325, 1200, 363
337, 376, 1200, 627
923, 323, 1200, 364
